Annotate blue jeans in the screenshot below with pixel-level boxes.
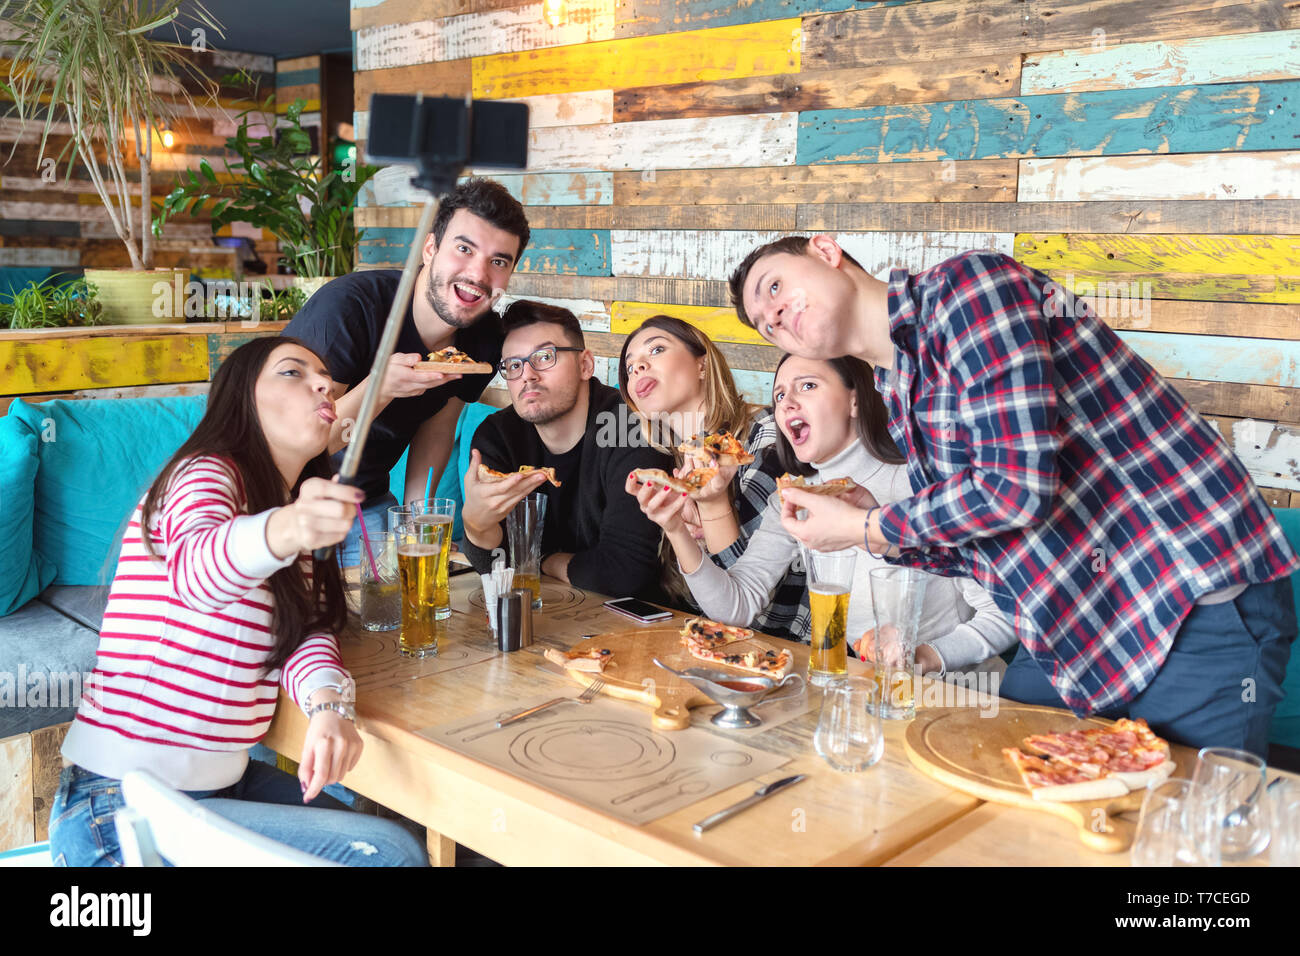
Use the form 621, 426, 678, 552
339, 491, 399, 568
1000, 578, 1296, 757
48, 761, 427, 867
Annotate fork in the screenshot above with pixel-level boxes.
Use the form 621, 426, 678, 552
495, 678, 606, 728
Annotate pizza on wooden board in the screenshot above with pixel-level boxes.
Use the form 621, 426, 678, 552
679, 617, 794, 678
1003, 718, 1175, 801
776, 473, 856, 505
677, 431, 755, 466
543, 647, 612, 673
630, 466, 718, 498
413, 346, 494, 374
477, 463, 562, 487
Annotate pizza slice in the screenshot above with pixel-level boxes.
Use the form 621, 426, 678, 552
1022, 718, 1173, 789
679, 616, 754, 650
677, 431, 755, 466
677, 617, 793, 678
543, 647, 613, 673
630, 466, 718, 498
1002, 747, 1130, 803
477, 463, 562, 487
776, 474, 856, 505
414, 346, 494, 374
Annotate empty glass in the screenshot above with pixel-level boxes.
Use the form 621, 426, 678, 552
1131, 778, 1223, 867
814, 677, 884, 772
1193, 747, 1270, 861
358, 531, 400, 632
868, 567, 929, 720
1269, 778, 1300, 866
507, 493, 547, 610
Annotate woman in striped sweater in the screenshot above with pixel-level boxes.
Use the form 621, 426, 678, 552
618, 315, 806, 639
48, 337, 426, 867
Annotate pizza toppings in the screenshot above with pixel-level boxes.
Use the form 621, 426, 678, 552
630, 467, 718, 497
414, 347, 494, 374
678, 617, 793, 678
1004, 718, 1174, 801
776, 474, 855, 505
677, 431, 755, 466
427, 347, 480, 364
477, 463, 562, 487
543, 647, 613, 673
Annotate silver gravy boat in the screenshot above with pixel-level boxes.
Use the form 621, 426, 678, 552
653, 658, 805, 729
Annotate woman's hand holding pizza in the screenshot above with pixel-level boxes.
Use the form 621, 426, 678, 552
683, 452, 736, 503
624, 471, 693, 537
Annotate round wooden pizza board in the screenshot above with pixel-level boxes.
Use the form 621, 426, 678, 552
558, 626, 796, 731
904, 705, 1179, 854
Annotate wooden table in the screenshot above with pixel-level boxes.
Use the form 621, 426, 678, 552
263, 570, 980, 866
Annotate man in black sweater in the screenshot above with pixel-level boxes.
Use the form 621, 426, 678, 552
461, 300, 673, 601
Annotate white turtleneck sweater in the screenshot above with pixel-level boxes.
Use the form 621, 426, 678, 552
679, 438, 1018, 673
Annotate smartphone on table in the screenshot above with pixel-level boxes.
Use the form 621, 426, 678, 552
603, 597, 673, 624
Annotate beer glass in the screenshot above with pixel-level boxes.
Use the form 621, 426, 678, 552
408, 498, 455, 620
1270, 778, 1300, 866
814, 677, 884, 772
359, 531, 400, 632
800, 546, 856, 687
396, 521, 446, 658
507, 493, 547, 610
868, 567, 928, 720
1131, 778, 1223, 867
387, 506, 412, 533
1193, 747, 1270, 861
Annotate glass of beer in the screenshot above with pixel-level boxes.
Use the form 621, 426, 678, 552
407, 498, 455, 620
801, 546, 857, 687
507, 493, 547, 610
397, 525, 442, 657
868, 567, 929, 720
359, 531, 400, 631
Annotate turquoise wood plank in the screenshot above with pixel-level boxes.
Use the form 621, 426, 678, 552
492, 172, 614, 207
613, 0, 935, 37
734, 368, 775, 406
274, 68, 321, 87
358, 227, 612, 276
797, 80, 1300, 165
1117, 331, 1300, 390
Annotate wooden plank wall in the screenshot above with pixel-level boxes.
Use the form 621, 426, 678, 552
0, 48, 281, 290
348, 0, 1300, 506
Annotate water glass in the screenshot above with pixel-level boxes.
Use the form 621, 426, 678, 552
868, 567, 928, 720
388, 506, 413, 533
1193, 747, 1270, 861
507, 493, 547, 610
813, 677, 884, 772
358, 531, 400, 632
1131, 778, 1223, 867
1269, 778, 1300, 866
799, 546, 857, 687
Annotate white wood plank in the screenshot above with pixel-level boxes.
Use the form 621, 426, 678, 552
1018, 152, 1300, 202
1022, 29, 1300, 94
611, 230, 1014, 281
0, 176, 144, 196
1233, 419, 1300, 492
493, 91, 614, 129
0, 248, 79, 267
354, 110, 368, 144
212, 50, 276, 74
354, 20, 439, 72
527, 113, 798, 172
496, 295, 611, 331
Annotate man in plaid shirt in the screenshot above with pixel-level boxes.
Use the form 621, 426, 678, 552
730, 236, 1299, 756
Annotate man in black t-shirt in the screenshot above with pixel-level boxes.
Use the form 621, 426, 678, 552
284, 178, 529, 564
460, 300, 672, 601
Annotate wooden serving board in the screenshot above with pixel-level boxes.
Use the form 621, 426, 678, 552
412, 360, 494, 374
904, 705, 1180, 854
556, 626, 788, 731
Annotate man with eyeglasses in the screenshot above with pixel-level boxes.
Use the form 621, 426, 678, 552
284, 178, 529, 565
460, 300, 674, 601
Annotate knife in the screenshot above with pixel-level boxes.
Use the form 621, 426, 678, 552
692, 774, 807, 834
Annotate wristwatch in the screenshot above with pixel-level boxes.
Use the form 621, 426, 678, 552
306, 700, 357, 722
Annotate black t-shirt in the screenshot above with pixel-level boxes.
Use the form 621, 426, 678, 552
539, 439, 585, 556
283, 270, 504, 502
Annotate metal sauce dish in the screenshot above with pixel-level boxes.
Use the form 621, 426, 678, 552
653, 658, 805, 729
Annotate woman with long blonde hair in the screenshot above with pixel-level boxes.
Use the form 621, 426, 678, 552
618, 315, 806, 639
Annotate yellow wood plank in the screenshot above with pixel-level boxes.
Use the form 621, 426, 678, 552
0, 335, 211, 395
1015, 234, 1300, 277
611, 301, 766, 346
472, 19, 802, 99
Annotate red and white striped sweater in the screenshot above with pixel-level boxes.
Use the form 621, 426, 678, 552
62, 456, 349, 790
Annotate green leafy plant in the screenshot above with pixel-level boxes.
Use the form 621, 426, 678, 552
155, 97, 378, 278
1, 0, 224, 270
0, 275, 104, 329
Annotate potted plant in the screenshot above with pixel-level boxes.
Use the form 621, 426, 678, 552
0, 275, 103, 329
154, 97, 378, 298
2, 0, 222, 324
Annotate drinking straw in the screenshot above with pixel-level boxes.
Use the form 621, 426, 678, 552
356, 503, 379, 581
425, 466, 435, 500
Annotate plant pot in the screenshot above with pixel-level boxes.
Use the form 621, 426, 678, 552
83, 268, 189, 325
290, 275, 336, 302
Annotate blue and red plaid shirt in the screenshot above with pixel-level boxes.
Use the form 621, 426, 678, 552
874, 251, 1300, 714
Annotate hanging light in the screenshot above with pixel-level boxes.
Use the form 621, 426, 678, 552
160, 127, 175, 149
542, 0, 566, 27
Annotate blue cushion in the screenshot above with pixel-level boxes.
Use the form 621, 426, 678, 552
8, 397, 206, 586
0, 599, 99, 738
1269, 508, 1300, 747
0, 412, 56, 614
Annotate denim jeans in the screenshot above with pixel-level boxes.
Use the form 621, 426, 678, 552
339, 491, 399, 568
48, 760, 427, 867
1000, 577, 1297, 757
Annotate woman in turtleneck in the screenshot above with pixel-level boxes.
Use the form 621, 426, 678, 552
631, 353, 1015, 675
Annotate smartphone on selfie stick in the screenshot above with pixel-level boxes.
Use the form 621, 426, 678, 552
312, 94, 529, 561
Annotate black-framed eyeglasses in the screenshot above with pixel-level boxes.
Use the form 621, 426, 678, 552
498, 346, 582, 380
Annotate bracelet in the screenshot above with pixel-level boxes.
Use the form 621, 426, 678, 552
306, 701, 356, 723
864, 507, 887, 559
